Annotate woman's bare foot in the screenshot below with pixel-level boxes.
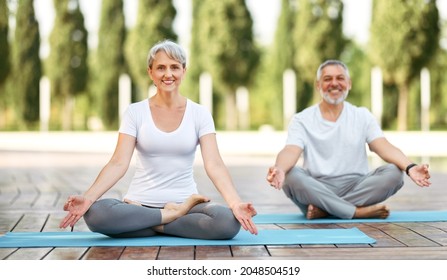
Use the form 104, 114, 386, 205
160, 194, 209, 224
354, 204, 390, 219
124, 198, 142, 206
306, 204, 329, 220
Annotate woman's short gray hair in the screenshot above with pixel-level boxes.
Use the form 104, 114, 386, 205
316, 60, 350, 80
147, 40, 187, 69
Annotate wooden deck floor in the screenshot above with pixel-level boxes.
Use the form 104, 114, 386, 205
1, 151, 446, 260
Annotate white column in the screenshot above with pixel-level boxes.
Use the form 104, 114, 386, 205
370, 67, 384, 168
200, 72, 213, 114
371, 67, 383, 127
119, 73, 132, 121
420, 67, 430, 132
236, 86, 250, 130
39, 77, 51, 132
283, 69, 296, 130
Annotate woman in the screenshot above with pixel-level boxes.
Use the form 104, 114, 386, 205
60, 40, 258, 239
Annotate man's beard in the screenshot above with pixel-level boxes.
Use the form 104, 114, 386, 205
320, 89, 349, 105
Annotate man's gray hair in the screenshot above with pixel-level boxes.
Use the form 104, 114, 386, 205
147, 40, 187, 69
316, 60, 350, 80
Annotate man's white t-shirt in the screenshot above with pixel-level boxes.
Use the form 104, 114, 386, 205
119, 98, 215, 207
286, 101, 384, 180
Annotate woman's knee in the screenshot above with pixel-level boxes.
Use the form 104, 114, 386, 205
203, 204, 241, 239
83, 198, 121, 232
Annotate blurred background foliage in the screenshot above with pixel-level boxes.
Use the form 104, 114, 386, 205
0, 0, 446, 131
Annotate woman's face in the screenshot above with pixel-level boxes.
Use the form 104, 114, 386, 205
148, 51, 186, 93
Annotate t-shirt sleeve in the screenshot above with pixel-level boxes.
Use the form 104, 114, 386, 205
195, 104, 216, 138
285, 114, 306, 149
362, 108, 384, 143
119, 104, 138, 137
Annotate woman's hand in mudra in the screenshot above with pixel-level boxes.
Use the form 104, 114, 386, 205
59, 195, 94, 229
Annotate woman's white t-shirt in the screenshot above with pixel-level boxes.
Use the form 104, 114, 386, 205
119, 98, 215, 207
286, 101, 384, 180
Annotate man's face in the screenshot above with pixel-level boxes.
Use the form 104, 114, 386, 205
317, 65, 352, 105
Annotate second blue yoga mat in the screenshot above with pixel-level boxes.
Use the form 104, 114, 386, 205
253, 210, 447, 224
0, 228, 375, 248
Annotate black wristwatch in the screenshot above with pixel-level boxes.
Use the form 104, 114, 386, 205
405, 163, 417, 176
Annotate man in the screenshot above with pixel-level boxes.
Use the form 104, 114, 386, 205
266, 60, 431, 220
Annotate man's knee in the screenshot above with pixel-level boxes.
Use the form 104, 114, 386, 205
283, 167, 308, 198
381, 164, 404, 186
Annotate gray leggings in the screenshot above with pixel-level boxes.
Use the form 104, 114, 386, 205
83, 199, 241, 239
282, 164, 404, 219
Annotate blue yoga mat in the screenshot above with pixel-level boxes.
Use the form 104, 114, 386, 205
253, 210, 447, 224
0, 228, 375, 248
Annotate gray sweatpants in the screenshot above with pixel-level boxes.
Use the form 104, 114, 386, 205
84, 199, 241, 239
282, 164, 404, 219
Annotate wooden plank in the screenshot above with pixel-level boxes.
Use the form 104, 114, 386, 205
82, 247, 124, 260
13, 213, 48, 232
350, 223, 405, 247
157, 246, 194, 260
400, 222, 447, 246
42, 213, 66, 231
231, 245, 270, 258
425, 222, 447, 230
45, 213, 90, 232
256, 224, 284, 230
196, 245, 232, 259
0, 248, 18, 260
3, 248, 54, 260
269, 246, 447, 260
373, 223, 440, 247
279, 224, 315, 230
0, 212, 23, 234
32, 189, 60, 209
0, 179, 20, 207
120, 247, 159, 260
43, 247, 89, 260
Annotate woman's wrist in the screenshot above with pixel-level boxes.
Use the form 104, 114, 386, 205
229, 201, 242, 211
82, 194, 96, 204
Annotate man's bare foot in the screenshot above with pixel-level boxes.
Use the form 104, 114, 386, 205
354, 204, 390, 219
306, 204, 329, 220
161, 194, 209, 224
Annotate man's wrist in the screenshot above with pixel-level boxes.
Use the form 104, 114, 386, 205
405, 163, 417, 176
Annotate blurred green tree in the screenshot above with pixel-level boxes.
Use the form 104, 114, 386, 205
182, 0, 205, 103
0, 0, 10, 128
48, 0, 88, 130
251, 0, 296, 129
94, 0, 126, 129
0, 0, 10, 86
293, 0, 346, 110
12, 0, 42, 128
124, 0, 177, 101
429, 47, 447, 130
192, 0, 260, 129
369, 0, 440, 131
341, 41, 373, 111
